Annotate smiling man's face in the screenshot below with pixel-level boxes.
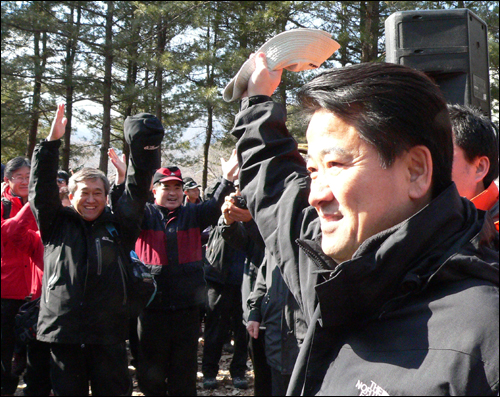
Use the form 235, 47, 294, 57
69, 178, 107, 222
306, 109, 419, 264
153, 180, 184, 211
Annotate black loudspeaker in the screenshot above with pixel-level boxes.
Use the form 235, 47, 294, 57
385, 9, 491, 117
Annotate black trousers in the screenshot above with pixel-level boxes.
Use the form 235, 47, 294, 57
49, 342, 131, 396
271, 367, 292, 396
1, 298, 25, 395
202, 283, 248, 379
137, 306, 200, 396
24, 339, 51, 396
248, 330, 273, 396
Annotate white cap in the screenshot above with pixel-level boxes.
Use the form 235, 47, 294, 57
223, 28, 340, 102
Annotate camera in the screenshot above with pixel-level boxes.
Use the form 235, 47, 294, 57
233, 196, 248, 210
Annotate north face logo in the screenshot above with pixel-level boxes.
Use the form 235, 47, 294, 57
356, 380, 389, 396
144, 145, 159, 150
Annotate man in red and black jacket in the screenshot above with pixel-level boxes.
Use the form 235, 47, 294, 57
135, 157, 238, 396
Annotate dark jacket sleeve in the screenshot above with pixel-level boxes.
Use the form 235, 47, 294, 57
195, 178, 234, 231
247, 255, 268, 324
29, 140, 64, 244
220, 218, 265, 252
113, 155, 155, 253
233, 96, 312, 315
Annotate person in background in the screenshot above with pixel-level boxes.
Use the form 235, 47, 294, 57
201, 188, 249, 390
448, 104, 499, 231
233, 54, 498, 395
56, 170, 69, 189
183, 177, 203, 205
218, 189, 271, 396
1, 157, 33, 396
29, 104, 163, 396
135, 154, 238, 396
6, 185, 73, 396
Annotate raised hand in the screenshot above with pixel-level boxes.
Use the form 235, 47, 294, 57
247, 52, 283, 98
221, 149, 239, 182
108, 148, 127, 184
47, 104, 68, 141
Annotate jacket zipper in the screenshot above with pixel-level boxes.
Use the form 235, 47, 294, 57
95, 238, 102, 275
296, 239, 333, 272
117, 256, 128, 305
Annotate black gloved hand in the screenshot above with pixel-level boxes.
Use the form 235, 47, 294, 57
124, 113, 164, 170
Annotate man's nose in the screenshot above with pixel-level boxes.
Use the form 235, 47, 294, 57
308, 177, 334, 207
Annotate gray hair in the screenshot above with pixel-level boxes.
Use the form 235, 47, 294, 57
68, 168, 110, 196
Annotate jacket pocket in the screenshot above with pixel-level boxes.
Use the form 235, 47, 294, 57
46, 263, 62, 304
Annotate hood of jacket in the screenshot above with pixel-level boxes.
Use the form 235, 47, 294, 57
298, 184, 499, 329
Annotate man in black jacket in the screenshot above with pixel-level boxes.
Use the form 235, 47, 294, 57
29, 104, 163, 396
232, 54, 499, 395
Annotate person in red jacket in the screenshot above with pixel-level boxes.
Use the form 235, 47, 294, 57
5, 202, 49, 396
4, 170, 73, 396
1, 156, 33, 396
449, 104, 499, 232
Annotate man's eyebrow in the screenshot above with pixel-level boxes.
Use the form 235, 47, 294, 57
309, 146, 347, 158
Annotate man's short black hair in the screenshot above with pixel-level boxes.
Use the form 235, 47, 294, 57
448, 104, 499, 189
5, 157, 31, 179
297, 62, 453, 198
58, 170, 70, 184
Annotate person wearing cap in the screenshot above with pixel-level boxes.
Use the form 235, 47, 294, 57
183, 176, 203, 205
135, 155, 238, 396
28, 104, 164, 396
448, 104, 499, 234
231, 53, 498, 395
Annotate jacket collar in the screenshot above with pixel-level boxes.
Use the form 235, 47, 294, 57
2, 185, 24, 209
299, 184, 497, 329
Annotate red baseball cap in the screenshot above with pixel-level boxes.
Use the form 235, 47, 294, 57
153, 167, 183, 185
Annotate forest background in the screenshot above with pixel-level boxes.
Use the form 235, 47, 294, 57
2, 1, 499, 190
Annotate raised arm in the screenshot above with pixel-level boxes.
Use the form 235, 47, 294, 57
114, 114, 164, 252
233, 53, 312, 315
1, 202, 38, 256
29, 104, 67, 243
195, 151, 239, 231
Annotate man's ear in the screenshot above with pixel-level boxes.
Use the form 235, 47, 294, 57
473, 156, 490, 187
407, 145, 433, 200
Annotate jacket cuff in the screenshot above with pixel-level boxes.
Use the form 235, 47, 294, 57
247, 309, 262, 323
239, 95, 273, 112
41, 139, 62, 148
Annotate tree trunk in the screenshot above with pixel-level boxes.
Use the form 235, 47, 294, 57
62, 4, 82, 171
340, 2, 349, 66
26, 30, 47, 160
202, 104, 213, 190
360, 1, 380, 63
99, 0, 114, 174
123, 26, 139, 166
155, 16, 166, 123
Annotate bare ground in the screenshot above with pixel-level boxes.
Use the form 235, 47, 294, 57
15, 337, 255, 396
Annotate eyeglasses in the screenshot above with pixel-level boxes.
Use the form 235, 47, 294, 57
10, 176, 29, 182
57, 178, 66, 184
